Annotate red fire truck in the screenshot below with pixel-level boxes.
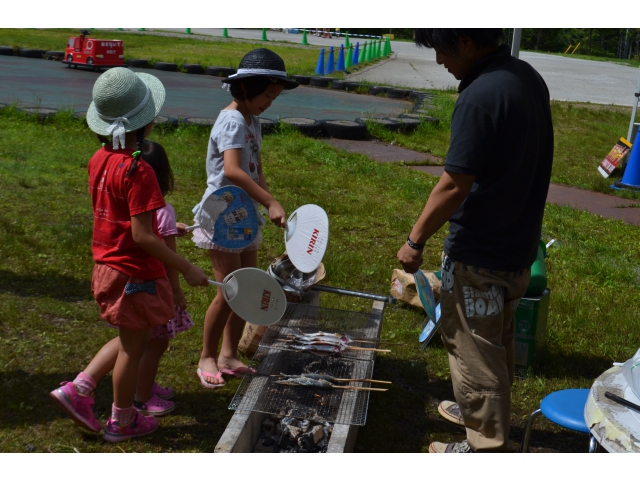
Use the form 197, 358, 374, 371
62, 30, 125, 70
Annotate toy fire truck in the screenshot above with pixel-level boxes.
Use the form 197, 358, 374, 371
62, 30, 125, 70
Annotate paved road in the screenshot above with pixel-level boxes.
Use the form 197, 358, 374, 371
0, 55, 410, 121
151, 29, 640, 107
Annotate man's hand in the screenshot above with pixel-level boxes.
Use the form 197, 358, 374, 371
397, 242, 424, 274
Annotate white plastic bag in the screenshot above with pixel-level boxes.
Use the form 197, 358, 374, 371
621, 347, 640, 400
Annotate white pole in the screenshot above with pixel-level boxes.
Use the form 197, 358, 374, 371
627, 69, 640, 142
511, 28, 522, 59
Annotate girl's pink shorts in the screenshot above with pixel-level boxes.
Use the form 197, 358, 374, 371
91, 263, 173, 330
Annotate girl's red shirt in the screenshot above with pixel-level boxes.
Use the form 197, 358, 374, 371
88, 146, 166, 279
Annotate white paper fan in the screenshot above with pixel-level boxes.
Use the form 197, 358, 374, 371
284, 204, 329, 273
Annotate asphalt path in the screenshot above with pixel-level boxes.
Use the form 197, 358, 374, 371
0, 55, 410, 120
154, 28, 640, 107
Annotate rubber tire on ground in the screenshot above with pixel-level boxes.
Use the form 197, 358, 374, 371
322, 120, 368, 140
343, 82, 361, 92
356, 116, 402, 132
309, 76, 332, 88
291, 75, 310, 85
0, 46, 14, 56
409, 91, 427, 102
66, 54, 74, 63
153, 115, 179, 126
184, 117, 215, 126
20, 107, 58, 119
154, 62, 178, 72
127, 59, 149, 68
19, 49, 46, 59
385, 117, 421, 133
205, 66, 237, 77
386, 88, 410, 99
331, 80, 347, 90
369, 85, 388, 96
45, 51, 64, 60
280, 117, 324, 137
182, 64, 204, 74
259, 118, 278, 135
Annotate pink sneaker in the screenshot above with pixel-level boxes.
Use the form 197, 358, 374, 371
133, 394, 175, 416
103, 410, 158, 443
151, 382, 175, 400
49, 381, 101, 433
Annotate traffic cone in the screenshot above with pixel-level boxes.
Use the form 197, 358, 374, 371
353, 42, 360, 66
222, 28, 229, 38
336, 45, 345, 72
613, 142, 640, 190
302, 29, 308, 45
315, 48, 325, 75
261, 29, 268, 41
345, 44, 353, 70
360, 41, 367, 63
376, 38, 382, 59
325, 46, 335, 74
344, 32, 350, 50
387, 36, 393, 55
365, 41, 372, 62
185, 28, 192, 34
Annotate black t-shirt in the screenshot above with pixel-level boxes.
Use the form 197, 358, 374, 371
443, 44, 554, 271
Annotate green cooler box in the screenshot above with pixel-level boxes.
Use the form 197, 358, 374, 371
514, 289, 550, 378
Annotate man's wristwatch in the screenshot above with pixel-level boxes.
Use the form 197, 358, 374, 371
406, 236, 425, 250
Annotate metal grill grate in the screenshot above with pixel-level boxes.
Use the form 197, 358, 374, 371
261, 303, 383, 359
229, 347, 375, 426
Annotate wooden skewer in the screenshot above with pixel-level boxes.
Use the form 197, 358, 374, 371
350, 339, 407, 346
331, 385, 387, 392
347, 346, 391, 353
270, 374, 391, 385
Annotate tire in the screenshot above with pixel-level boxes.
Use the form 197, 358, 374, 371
322, 120, 368, 140
184, 117, 215, 126
309, 76, 332, 88
66, 54, 73, 63
86, 57, 94, 66
369, 85, 388, 96
386, 88, 410, 99
20, 107, 58, 119
259, 117, 278, 135
205, 66, 236, 77
153, 115, 179, 126
19, 48, 46, 59
154, 62, 178, 72
127, 58, 149, 68
280, 117, 324, 137
385, 117, 421, 133
356, 116, 401, 132
409, 91, 426, 102
0, 45, 14, 56
45, 50, 64, 60
331, 80, 347, 90
182, 63, 204, 74
343, 82, 361, 92
291, 75, 310, 85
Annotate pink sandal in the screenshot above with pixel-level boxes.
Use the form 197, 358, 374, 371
197, 368, 226, 389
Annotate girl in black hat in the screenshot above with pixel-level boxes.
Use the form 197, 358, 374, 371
192, 48, 298, 388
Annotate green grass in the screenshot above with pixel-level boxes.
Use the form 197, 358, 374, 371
1, 108, 640, 452
0, 28, 384, 77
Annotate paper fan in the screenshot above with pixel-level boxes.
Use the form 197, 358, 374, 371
284, 204, 329, 273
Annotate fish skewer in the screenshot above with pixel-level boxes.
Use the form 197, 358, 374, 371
271, 373, 391, 385
274, 376, 387, 392
284, 342, 390, 354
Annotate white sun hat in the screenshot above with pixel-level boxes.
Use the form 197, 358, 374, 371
86, 67, 165, 149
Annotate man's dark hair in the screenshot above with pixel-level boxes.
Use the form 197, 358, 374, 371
414, 29, 504, 54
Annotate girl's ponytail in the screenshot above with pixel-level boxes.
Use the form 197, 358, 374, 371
125, 127, 146, 178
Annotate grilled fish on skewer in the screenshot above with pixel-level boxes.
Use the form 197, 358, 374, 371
275, 376, 387, 392
289, 328, 403, 346
272, 373, 392, 385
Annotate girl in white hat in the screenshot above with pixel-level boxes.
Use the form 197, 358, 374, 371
50, 68, 209, 442
192, 49, 298, 388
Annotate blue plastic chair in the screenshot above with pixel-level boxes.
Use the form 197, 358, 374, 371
521, 388, 599, 452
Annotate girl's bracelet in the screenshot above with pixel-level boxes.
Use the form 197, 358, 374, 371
406, 236, 425, 250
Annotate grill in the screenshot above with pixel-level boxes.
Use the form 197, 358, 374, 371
229, 301, 384, 426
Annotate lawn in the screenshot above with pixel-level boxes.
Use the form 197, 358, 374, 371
0, 107, 639, 453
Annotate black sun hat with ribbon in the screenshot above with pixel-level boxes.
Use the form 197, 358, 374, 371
86, 67, 165, 149
222, 48, 299, 90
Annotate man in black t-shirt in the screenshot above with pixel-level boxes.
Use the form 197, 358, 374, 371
397, 29, 553, 453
